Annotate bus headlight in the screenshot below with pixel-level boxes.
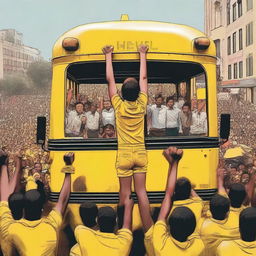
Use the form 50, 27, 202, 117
62, 37, 79, 51
194, 37, 210, 50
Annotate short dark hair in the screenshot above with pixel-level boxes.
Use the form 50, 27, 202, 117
168, 207, 196, 242
155, 94, 164, 101
166, 96, 175, 104
24, 190, 44, 221
79, 202, 98, 228
228, 183, 246, 208
97, 206, 116, 233
104, 124, 114, 130
75, 102, 84, 107
8, 192, 24, 220
210, 194, 230, 220
240, 207, 256, 242
182, 102, 191, 109
121, 78, 140, 101
174, 177, 191, 200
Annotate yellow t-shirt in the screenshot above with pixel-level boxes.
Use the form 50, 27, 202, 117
199, 217, 240, 256
225, 206, 246, 229
144, 225, 155, 256
74, 225, 133, 256
171, 197, 204, 232
217, 239, 256, 256
111, 92, 147, 146
70, 243, 81, 256
153, 220, 205, 256
1, 204, 62, 256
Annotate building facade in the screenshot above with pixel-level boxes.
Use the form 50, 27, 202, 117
0, 29, 42, 79
205, 0, 256, 103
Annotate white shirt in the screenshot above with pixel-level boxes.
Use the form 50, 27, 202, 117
166, 107, 181, 128
101, 108, 115, 126
65, 110, 85, 135
190, 110, 208, 135
147, 104, 167, 129
86, 111, 100, 130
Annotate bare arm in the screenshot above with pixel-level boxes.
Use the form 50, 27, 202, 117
122, 198, 134, 231
1, 165, 10, 202
9, 155, 22, 194
102, 46, 117, 99
217, 168, 226, 195
158, 147, 183, 221
138, 45, 148, 94
246, 172, 256, 206
55, 152, 74, 216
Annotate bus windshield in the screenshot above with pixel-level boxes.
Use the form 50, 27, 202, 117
65, 61, 208, 139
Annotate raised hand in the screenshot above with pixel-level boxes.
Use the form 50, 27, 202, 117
138, 44, 149, 54
102, 45, 114, 55
63, 152, 75, 166
163, 147, 183, 165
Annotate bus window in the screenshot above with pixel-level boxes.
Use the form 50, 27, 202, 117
64, 61, 208, 138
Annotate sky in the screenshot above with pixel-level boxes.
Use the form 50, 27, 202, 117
0, 0, 204, 60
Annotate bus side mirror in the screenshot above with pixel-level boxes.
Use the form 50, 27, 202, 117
220, 114, 230, 141
37, 116, 46, 145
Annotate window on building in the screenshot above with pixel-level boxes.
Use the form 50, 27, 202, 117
228, 64, 232, 79
246, 54, 253, 76
214, 1, 222, 28
246, 22, 253, 46
233, 32, 237, 53
227, 36, 231, 55
238, 0, 243, 17
227, 0, 231, 25
239, 61, 243, 78
247, 0, 253, 10
239, 28, 243, 50
234, 63, 238, 79
233, 3, 237, 21
214, 39, 221, 58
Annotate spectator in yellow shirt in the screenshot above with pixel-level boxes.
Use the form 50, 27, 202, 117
70, 202, 99, 255
171, 177, 204, 232
199, 168, 240, 256
152, 147, 205, 256
0, 152, 75, 256
73, 198, 134, 256
217, 207, 256, 255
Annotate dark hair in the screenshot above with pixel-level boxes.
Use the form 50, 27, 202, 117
97, 206, 116, 233
174, 177, 191, 200
228, 183, 246, 208
104, 124, 114, 130
79, 202, 98, 228
166, 96, 175, 104
8, 192, 24, 220
155, 94, 164, 101
24, 190, 44, 221
182, 102, 191, 109
75, 102, 84, 107
210, 194, 230, 220
168, 207, 196, 242
121, 77, 140, 101
240, 207, 256, 242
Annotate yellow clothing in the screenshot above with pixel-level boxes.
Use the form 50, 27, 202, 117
199, 217, 240, 256
225, 205, 246, 229
0, 200, 62, 256
70, 243, 81, 256
111, 92, 147, 146
74, 225, 133, 256
116, 146, 148, 177
26, 175, 37, 191
217, 239, 256, 256
171, 197, 204, 232
144, 225, 155, 256
153, 220, 205, 256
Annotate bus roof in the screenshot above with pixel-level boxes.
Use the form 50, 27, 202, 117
52, 20, 216, 60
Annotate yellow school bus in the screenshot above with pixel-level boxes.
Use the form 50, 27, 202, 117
37, 15, 230, 230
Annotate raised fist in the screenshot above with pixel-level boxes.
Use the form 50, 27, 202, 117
138, 44, 149, 54
102, 45, 114, 55
163, 147, 183, 164
64, 152, 75, 166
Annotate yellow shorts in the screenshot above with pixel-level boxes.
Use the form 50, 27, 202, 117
116, 147, 148, 177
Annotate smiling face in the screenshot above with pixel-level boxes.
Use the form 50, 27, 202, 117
103, 100, 111, 111
155, 97, 163, 107
167, 99, 175, 109
75, 103, 84, 114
